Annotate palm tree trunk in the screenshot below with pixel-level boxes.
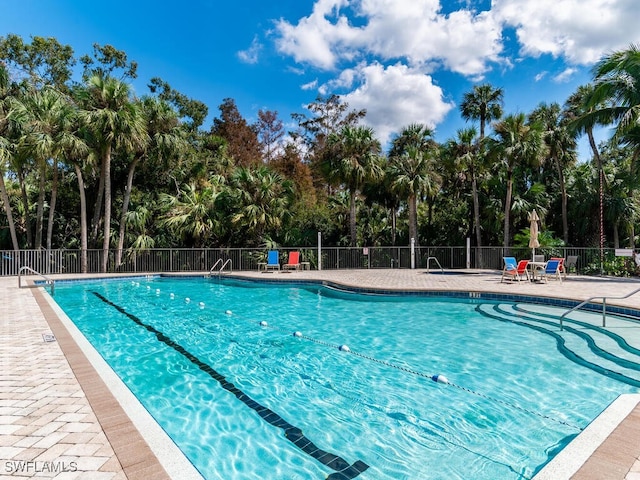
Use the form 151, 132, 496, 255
90, 158, 106, 248
349, 189, 357, 246
503, 169, 514, 248
472, 175, 482, 247
101, 145, 112, 273
34, 163, 46, 249
0, 173, 19, 251
74, 163, 88, 273
554, 158, 569, 244
408, 194, 417, 246
116, 156, 140, 267
46, 158, 58, 251
18, 170, 33, 248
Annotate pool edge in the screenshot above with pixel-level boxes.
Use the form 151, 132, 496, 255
34, 284, 204, 480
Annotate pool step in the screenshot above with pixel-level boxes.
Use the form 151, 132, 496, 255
475, 303, 640, 387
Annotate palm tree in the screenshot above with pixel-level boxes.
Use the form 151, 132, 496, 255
566, 84, 607, 268
76, 74, 147, 272
460, 84, 504, 249
10, 86, 86, 252
326, 125, 383, 246
0, 63, 20, 251
388, 146, 441, 244
488, 113, 545, 248
227, 166, 294, 245
159, 181, 224, 248
115, 96, 186, 268
443, 127, 480, 240
529, 102, 577, 244
578, 44, 640, 143
388, 124, 440, 244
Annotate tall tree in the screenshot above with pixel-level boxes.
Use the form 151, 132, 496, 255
76, 74, 147, 272
388, 124, 439, 244
488, 113, 545, 248
255, 109, 284, 162
211, 98, 261, 167
115, 96, 186, 267
0, 34, 75, 90
459, 83, 504, 249
529, 102, 577, 244
0, 62, 20, 250
326, 125, 383, 246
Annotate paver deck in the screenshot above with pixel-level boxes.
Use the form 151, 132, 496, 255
1, 270, 639, 479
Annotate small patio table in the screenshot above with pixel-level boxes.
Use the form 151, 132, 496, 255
528, 261, 547, 281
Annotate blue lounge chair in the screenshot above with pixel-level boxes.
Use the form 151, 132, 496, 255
500, 257, 517, 283
540, 259, 562, 283
266, 250, 280, 271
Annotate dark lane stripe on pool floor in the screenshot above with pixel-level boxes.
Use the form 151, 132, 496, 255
91, 291, 369, 480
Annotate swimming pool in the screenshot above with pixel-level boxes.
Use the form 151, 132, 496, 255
50, 276, 640, 479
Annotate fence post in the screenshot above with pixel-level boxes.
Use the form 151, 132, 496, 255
411, 238, 415, 269
317, 232, 322, 271
466, 238, 471, 269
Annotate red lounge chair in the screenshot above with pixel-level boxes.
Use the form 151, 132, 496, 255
283, 252, 301, 271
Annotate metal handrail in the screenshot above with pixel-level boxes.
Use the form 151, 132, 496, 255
425, 256, 444, 274
559, 287, 640, 330
18, 266, 55, 295
209, 259, 232, 276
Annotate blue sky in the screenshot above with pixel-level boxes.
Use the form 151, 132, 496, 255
2, 0, 639, 160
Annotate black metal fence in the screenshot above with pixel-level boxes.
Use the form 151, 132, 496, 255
0, 245, 616, 277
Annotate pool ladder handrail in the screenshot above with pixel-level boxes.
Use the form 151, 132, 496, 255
18, 266, 55, 295
558, 286, 640, 330
209, 259, 232, 276
425, 256, 444, 274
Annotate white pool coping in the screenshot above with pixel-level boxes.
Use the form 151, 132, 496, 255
533, 393, 640, 479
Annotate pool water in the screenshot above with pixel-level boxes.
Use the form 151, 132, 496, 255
51, 276, 639, 479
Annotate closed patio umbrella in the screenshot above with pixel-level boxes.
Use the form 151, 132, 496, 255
529, 209, 540, 259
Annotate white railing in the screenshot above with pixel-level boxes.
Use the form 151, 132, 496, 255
18, 266, 55, 295
559, 287, 640, 330
209, 259, 232, 276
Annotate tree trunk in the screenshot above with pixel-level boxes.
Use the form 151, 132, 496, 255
74, 163, 88, 273
408, 194, 417, 246
349, 189, 357, 246
472, 175, 482, 247
46, 158, 59, 251
0, 173, 19, 251
503, 169, 514, 248
116, 156, 141, 267
90, 157, 106, 248
34, 162, 46, 249
101, 145, 112, 273
18, 170, 33, 248
554, 157, 569, 245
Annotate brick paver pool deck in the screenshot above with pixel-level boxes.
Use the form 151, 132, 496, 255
1, 269, 639, 479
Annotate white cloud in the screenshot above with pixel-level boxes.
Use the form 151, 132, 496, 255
329, 63, 454, 145
275, 0, 503, 76
238, 36, 262, 64
553, 67, 577, 83
534, 72, 547, 82
301, 79, 318, 90
493, 0, 640, 64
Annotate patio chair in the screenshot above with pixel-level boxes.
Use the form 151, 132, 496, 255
501, 259, 530, 283
265, 250, 280, 271
550, 257, 565, 277
533, 254, 545, 263
540, 259, 562, 283
564, 256, 578, 276
283, 251, 301, 271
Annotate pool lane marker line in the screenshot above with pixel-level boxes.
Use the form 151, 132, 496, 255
91, 291, 369, 480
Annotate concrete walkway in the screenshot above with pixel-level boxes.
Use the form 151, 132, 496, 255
1, 270, 640, 479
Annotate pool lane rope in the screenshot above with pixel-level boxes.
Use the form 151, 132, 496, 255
257, 320, 583, 432
91, 291, 369, 480
136, 286, 582, 432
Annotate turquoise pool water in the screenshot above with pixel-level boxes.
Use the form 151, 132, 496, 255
51, 276, 639, 479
